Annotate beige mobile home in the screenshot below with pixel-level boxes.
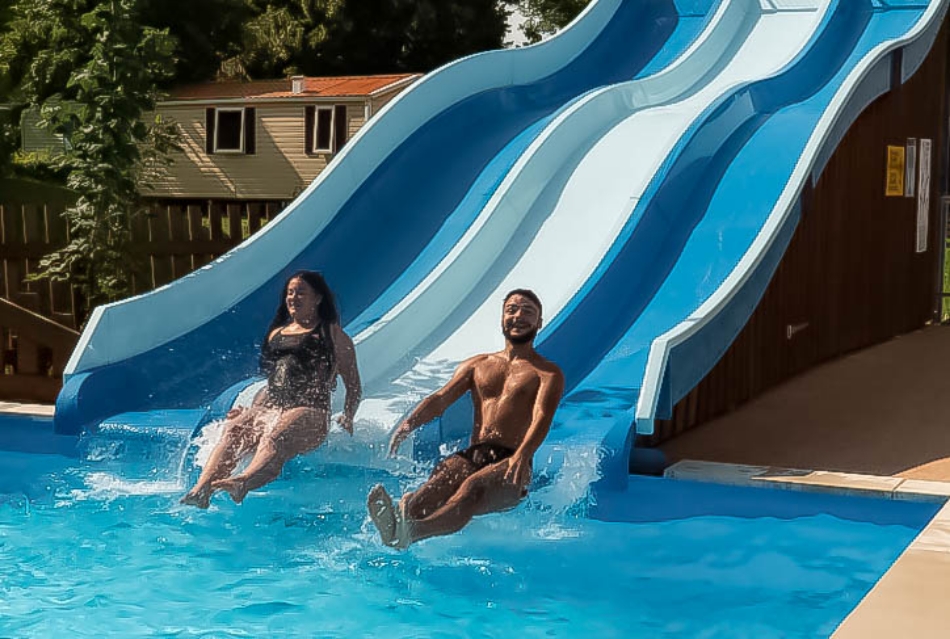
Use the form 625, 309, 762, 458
147, 74, 419, 201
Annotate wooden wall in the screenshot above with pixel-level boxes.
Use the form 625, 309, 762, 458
645, 20, 950, 446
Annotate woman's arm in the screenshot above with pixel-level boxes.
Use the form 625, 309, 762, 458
333, 324, 362, 434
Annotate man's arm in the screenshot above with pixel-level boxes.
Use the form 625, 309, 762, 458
388, 358, 478, 456
333, 325, 362, 434
505, 366, 565, 487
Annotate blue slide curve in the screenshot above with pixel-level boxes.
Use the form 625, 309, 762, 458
56, 0, 948, 507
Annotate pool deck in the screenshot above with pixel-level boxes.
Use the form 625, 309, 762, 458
660, 324, 950, 481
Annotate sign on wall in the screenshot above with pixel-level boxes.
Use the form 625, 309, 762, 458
885, 145, 905, 196
916, 138, 932, 253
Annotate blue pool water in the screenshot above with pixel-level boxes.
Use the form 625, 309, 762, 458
0, 441, 938, 638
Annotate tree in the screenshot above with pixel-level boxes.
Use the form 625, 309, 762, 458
2, 0, 179, 321
390, 0, 511, 72
511, 0, 591, 44
0, 109, 14, 178
239, 0, 511, 77
139, 0, 251, 84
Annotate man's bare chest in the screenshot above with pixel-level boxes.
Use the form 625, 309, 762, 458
473, 364, 541, 401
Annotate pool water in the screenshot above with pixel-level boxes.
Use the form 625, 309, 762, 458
0, 446, 936, 638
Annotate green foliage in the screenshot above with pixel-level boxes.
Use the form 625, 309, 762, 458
139, 0, 251, 83
0, 110, 15, 178
511, 0, 591, 44
3, 0, 180, 321
10, 150, 71, 184
239, 0, 511, 77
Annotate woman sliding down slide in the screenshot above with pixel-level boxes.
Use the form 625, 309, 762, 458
181, 271, 361, 508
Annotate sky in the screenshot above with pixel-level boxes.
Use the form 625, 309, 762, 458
506, 6, 529, 47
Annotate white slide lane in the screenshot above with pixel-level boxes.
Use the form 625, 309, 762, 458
352, 0, 831, 399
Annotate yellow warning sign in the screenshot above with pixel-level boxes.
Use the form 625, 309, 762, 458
886, 145, 905, 196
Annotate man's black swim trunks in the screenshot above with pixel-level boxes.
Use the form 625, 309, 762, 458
452, 442, 516, 471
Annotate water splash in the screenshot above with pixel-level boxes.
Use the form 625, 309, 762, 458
71, 472, 185, 501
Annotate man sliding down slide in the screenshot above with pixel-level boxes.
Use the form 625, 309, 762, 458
368, 289, 564, 549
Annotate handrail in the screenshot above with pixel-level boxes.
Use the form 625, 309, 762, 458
0, 296, 79, 403
0, 297, 79, 354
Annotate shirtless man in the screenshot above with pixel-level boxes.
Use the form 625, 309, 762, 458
367, 289, 564, 549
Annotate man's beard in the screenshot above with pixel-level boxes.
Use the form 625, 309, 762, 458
503, 325, 538, 344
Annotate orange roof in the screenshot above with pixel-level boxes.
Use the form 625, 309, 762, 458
167, 74, 420, 102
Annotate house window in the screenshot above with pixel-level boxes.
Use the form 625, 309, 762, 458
215, 108, 244, 152
305, 105, 348, 155
314, 107, 333, 153
205, 107, 256, 155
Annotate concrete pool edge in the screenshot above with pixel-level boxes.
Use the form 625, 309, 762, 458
664, 459, 950, 636
0, 402, 55, 418
664, 459, 950, 503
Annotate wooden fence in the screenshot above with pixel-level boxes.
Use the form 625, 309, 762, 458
0, 197, 286, 403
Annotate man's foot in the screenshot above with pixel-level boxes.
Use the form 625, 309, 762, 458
392, 497, 413, 550
367, 484, 398, 546
180, 486, 211, 509
211, 477, 249, 504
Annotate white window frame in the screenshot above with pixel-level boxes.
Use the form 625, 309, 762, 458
312, 106, 335, 154
214, 107, 245, 154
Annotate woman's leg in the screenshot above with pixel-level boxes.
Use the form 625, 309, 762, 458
212, 407, 328, 504
180, 410, 260, 508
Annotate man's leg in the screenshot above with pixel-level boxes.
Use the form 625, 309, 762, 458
368, 455, 474, 546
180, 411, 258, 508
404, 455, 475, 519
212, 407, 327, 504
398, 461, 525, 548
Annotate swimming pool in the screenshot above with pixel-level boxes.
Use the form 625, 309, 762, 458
0, 423, 938, 639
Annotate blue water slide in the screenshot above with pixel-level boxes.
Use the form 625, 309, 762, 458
387, 0, 830, 456
534, 0, 946, 494
347, 2, 723, 340
55, 0, 697, 435
351, 0, 759, 391
404, 0, 828, 473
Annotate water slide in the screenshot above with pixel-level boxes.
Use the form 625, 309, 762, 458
56, 0, 706, 435
57, 0, 948, 502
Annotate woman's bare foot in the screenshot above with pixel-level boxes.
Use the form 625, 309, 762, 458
211, 476, 249, 504
180, 486, 212, 509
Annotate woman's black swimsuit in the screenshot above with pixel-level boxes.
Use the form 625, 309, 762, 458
259, 327, 335, 410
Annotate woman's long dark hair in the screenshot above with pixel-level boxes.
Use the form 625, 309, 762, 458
261, 270, 340, 370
